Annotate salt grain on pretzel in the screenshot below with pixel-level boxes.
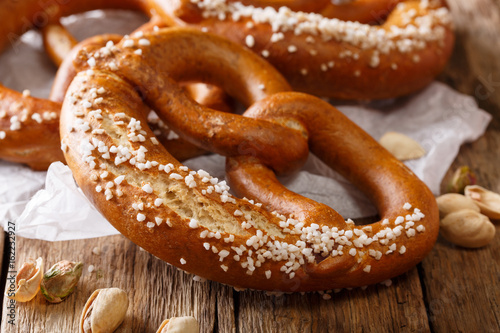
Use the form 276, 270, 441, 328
60, 27, 439, 291
160, 0, 454, 99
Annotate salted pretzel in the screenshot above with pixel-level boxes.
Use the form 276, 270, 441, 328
157, 0, 455, 99
60, 27, 439, 292
0, 0, 226, 168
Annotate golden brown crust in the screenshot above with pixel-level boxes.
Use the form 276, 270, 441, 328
60, 27, 439, 292
49, 34, 125, 103
0, 85, 63, 170
158, 0, 455, 99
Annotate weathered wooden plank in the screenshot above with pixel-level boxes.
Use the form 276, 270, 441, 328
215, 285, 237, 332
1, 235, 218, 332
1, 233, 433, 332
420, 128, 500, 332
236, 269, 429, 333
419, 0, 500, 330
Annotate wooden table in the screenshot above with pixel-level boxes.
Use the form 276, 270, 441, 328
1, 1, 499, 332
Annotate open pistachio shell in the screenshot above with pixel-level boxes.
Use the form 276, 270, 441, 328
440, 209, 496, 248
446, 166, 477, 194
378, 131, 426, 161
80, 288, 128, 333
6, 257, 44, 302
40, 260, 83, 303
464, 185, 500, 220
156, 317, 199, 333
436, 193, 480, 219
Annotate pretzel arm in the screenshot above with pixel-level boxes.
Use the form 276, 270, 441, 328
42, 23, 79, 67
227, 0, 403, 23
0, 86, 63, 170
321, 0, 404, 23
157, 0, 454, 99
228, 92, 438, 285
226, 0, 331, 13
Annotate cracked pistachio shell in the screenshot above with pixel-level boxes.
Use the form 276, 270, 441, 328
40, 260, 83, 303
378, 132, 426, 161
156, 317, 199, 333
436, 193, 480, 219
446, 166, 477, 194
464, 185, 500, 220
80, 288, 128, 333
7, 257, 44, 302
440, 209, 496, 248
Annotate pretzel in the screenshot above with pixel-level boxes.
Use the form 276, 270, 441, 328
60, 27, 439, 292
0, 0, 227, 168
0, 86, 63, 170
158, 0, 455, 99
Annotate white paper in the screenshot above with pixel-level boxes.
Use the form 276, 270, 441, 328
0, 10, 492, 241
15, 162, 119, 241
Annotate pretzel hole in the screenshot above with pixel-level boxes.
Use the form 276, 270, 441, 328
276, 158, 379, 223
49, 9, 151, 65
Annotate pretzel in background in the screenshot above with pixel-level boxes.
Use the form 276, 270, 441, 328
0, 0, 229, 168
157, 0, 455, 99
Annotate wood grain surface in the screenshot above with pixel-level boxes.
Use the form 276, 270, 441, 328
1, 0, 499, 332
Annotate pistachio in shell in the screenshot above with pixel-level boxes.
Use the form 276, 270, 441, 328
40, 260, 83, 303
464, 185, 500, 220
378, 131, 426, 161
446, 166, 477, 194
436, 193, 480, 219
156, 316, 199, 333
6, 257, 44, 302
440, 209, 496, 248
80, 287, 128, 333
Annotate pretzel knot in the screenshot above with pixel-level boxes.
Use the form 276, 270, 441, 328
60, 27, 438, 292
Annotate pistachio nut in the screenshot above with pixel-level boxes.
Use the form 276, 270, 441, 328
40, 260, 83, 303
436, 193, 480, 219
464, 185, 500, 220
446, 166, 477, 194
80, 288, 129, 333
378, 131, 426, 161
156, 316, 199, 333
440, 209, 496, 248
6, 257, 44, 302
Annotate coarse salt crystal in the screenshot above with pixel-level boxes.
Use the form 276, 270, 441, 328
142, 184, 153, 193
245, 35, 255, 48
189, 219, 199, 229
